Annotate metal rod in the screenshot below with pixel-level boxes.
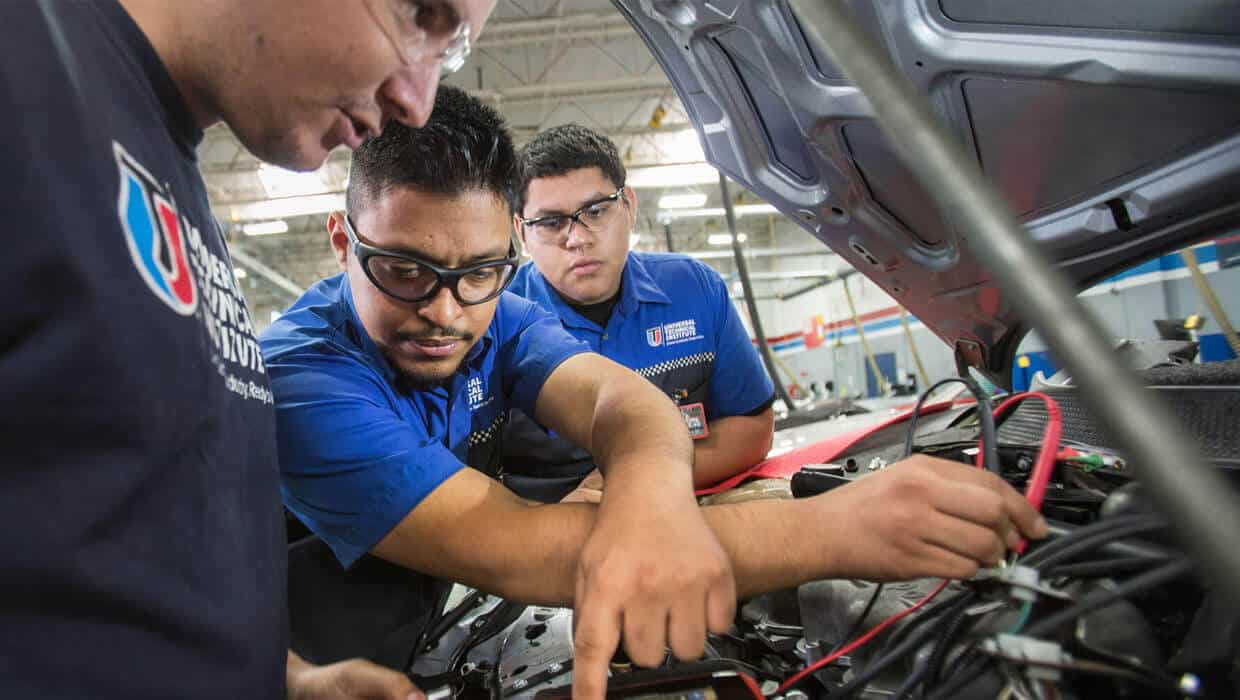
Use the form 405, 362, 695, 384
901, 308, 931, 387
720, 173, 798, 412
663, 223, 675, 253
842, 278, 888, 396
791, 0, 1240, 591
229, 246, 304, 300
772, 352, 807, 398
779, 276, 832, 301
1182, 247, 1240, 357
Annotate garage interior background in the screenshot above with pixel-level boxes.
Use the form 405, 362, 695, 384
198, 0, 1240, 397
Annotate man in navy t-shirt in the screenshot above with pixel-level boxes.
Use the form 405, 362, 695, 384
0, 0, 496, 697
504, 125, 776, 501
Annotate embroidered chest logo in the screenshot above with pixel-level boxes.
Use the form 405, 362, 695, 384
467, 376, 493, 411
114, 142, 197, 315
647, 319, 703, 347
646, 326, 663, 347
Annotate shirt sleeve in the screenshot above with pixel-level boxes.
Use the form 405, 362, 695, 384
498, 299, 593, 417
703, 268, 777, 418
268, 350, 464, 568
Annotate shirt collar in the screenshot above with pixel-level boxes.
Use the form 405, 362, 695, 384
618, 252, 672, 316
336, 275, 493, 387
523, 253, 672, 331
100, 0, 204, 156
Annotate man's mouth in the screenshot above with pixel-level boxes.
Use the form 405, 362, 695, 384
570, 259, 603, 275
401, 337, 463, 359
332, 109, 377, 150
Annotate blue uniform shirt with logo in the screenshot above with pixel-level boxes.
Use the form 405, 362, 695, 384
502, 251, 775, 497
261, 274, 591, 568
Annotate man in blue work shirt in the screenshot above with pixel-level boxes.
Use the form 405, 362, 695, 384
504, 125, 776, 501
261, 88, 1050, 699
262, 87, 737, 699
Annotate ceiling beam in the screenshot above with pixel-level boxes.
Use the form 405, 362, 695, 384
471, 76, 671, 106
199, 126, 698, 178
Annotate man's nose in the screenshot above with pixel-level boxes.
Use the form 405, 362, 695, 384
416, 285, 464, 328
378, 63, 439, 129
564, 220, 595, 249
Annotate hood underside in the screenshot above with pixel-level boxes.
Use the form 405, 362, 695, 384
613, 0, 1240, 380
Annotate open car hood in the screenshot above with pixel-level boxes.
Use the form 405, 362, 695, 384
612, 0, 1240, 381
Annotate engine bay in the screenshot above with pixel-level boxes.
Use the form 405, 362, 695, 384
407, 356, 1240, 700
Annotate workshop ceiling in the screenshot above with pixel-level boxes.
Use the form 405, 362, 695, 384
200, 0, 841, 317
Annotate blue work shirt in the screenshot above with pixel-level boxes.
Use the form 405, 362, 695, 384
502, 252, 775, 498
261, 274, 590, 568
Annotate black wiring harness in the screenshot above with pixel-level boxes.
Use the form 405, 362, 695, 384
791, 514, 1193, 700
782, 378, 1206, 699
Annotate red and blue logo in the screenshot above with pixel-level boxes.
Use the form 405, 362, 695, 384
114, 142, 198, 315
646, 326, 663, 347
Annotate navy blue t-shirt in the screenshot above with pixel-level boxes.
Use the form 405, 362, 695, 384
0, 3, 285, 697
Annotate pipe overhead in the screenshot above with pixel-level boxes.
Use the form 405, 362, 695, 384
720, 174, 798, 412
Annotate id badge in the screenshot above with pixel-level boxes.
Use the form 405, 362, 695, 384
679, 402, 709, 440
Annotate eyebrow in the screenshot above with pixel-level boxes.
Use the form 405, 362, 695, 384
412, 245, 511, 268
528, 191, 614, 218
350, 217, 510, 267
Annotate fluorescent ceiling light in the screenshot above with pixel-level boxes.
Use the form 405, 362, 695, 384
658, 192, 708, 209
233, 267, 248, 279
658, 203, 779, 221
666, 129, 706, 162
242, 219, 290, 236
226, 193, 345, 222
628, 162, 720, 189
707, 233, 747, 246
258, 164, 329, 198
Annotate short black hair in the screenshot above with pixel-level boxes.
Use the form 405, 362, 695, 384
513, 124, 625, 216
346, 86, 515, 214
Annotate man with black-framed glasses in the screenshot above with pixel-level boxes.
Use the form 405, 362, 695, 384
260, 86, 741, 699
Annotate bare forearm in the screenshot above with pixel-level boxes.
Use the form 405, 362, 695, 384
702, 498, 829, 596
691, 411, 775, 488
589, 372, 694, 490
373, 484, 594, 606
479, 498, 828, 605
537, 356, 695, 493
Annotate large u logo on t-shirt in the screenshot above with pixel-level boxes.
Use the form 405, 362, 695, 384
114, 141, 198, 315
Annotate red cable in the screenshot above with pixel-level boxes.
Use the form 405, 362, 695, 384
980, 392, 1062, 552
774, 579, 951, 694
737, 670, 766, 700
777, 393, 1063, 694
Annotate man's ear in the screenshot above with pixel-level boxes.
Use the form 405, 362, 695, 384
512, 213, 527, 247
622, 185, 639, 228
327, 211, 350, 271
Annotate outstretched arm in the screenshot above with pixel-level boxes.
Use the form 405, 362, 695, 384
372, 453, 1048, 700
690, 408, 775, 487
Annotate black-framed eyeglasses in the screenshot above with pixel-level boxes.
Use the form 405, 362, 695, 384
343, 214, 518, 305
517, 189, 627, 246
